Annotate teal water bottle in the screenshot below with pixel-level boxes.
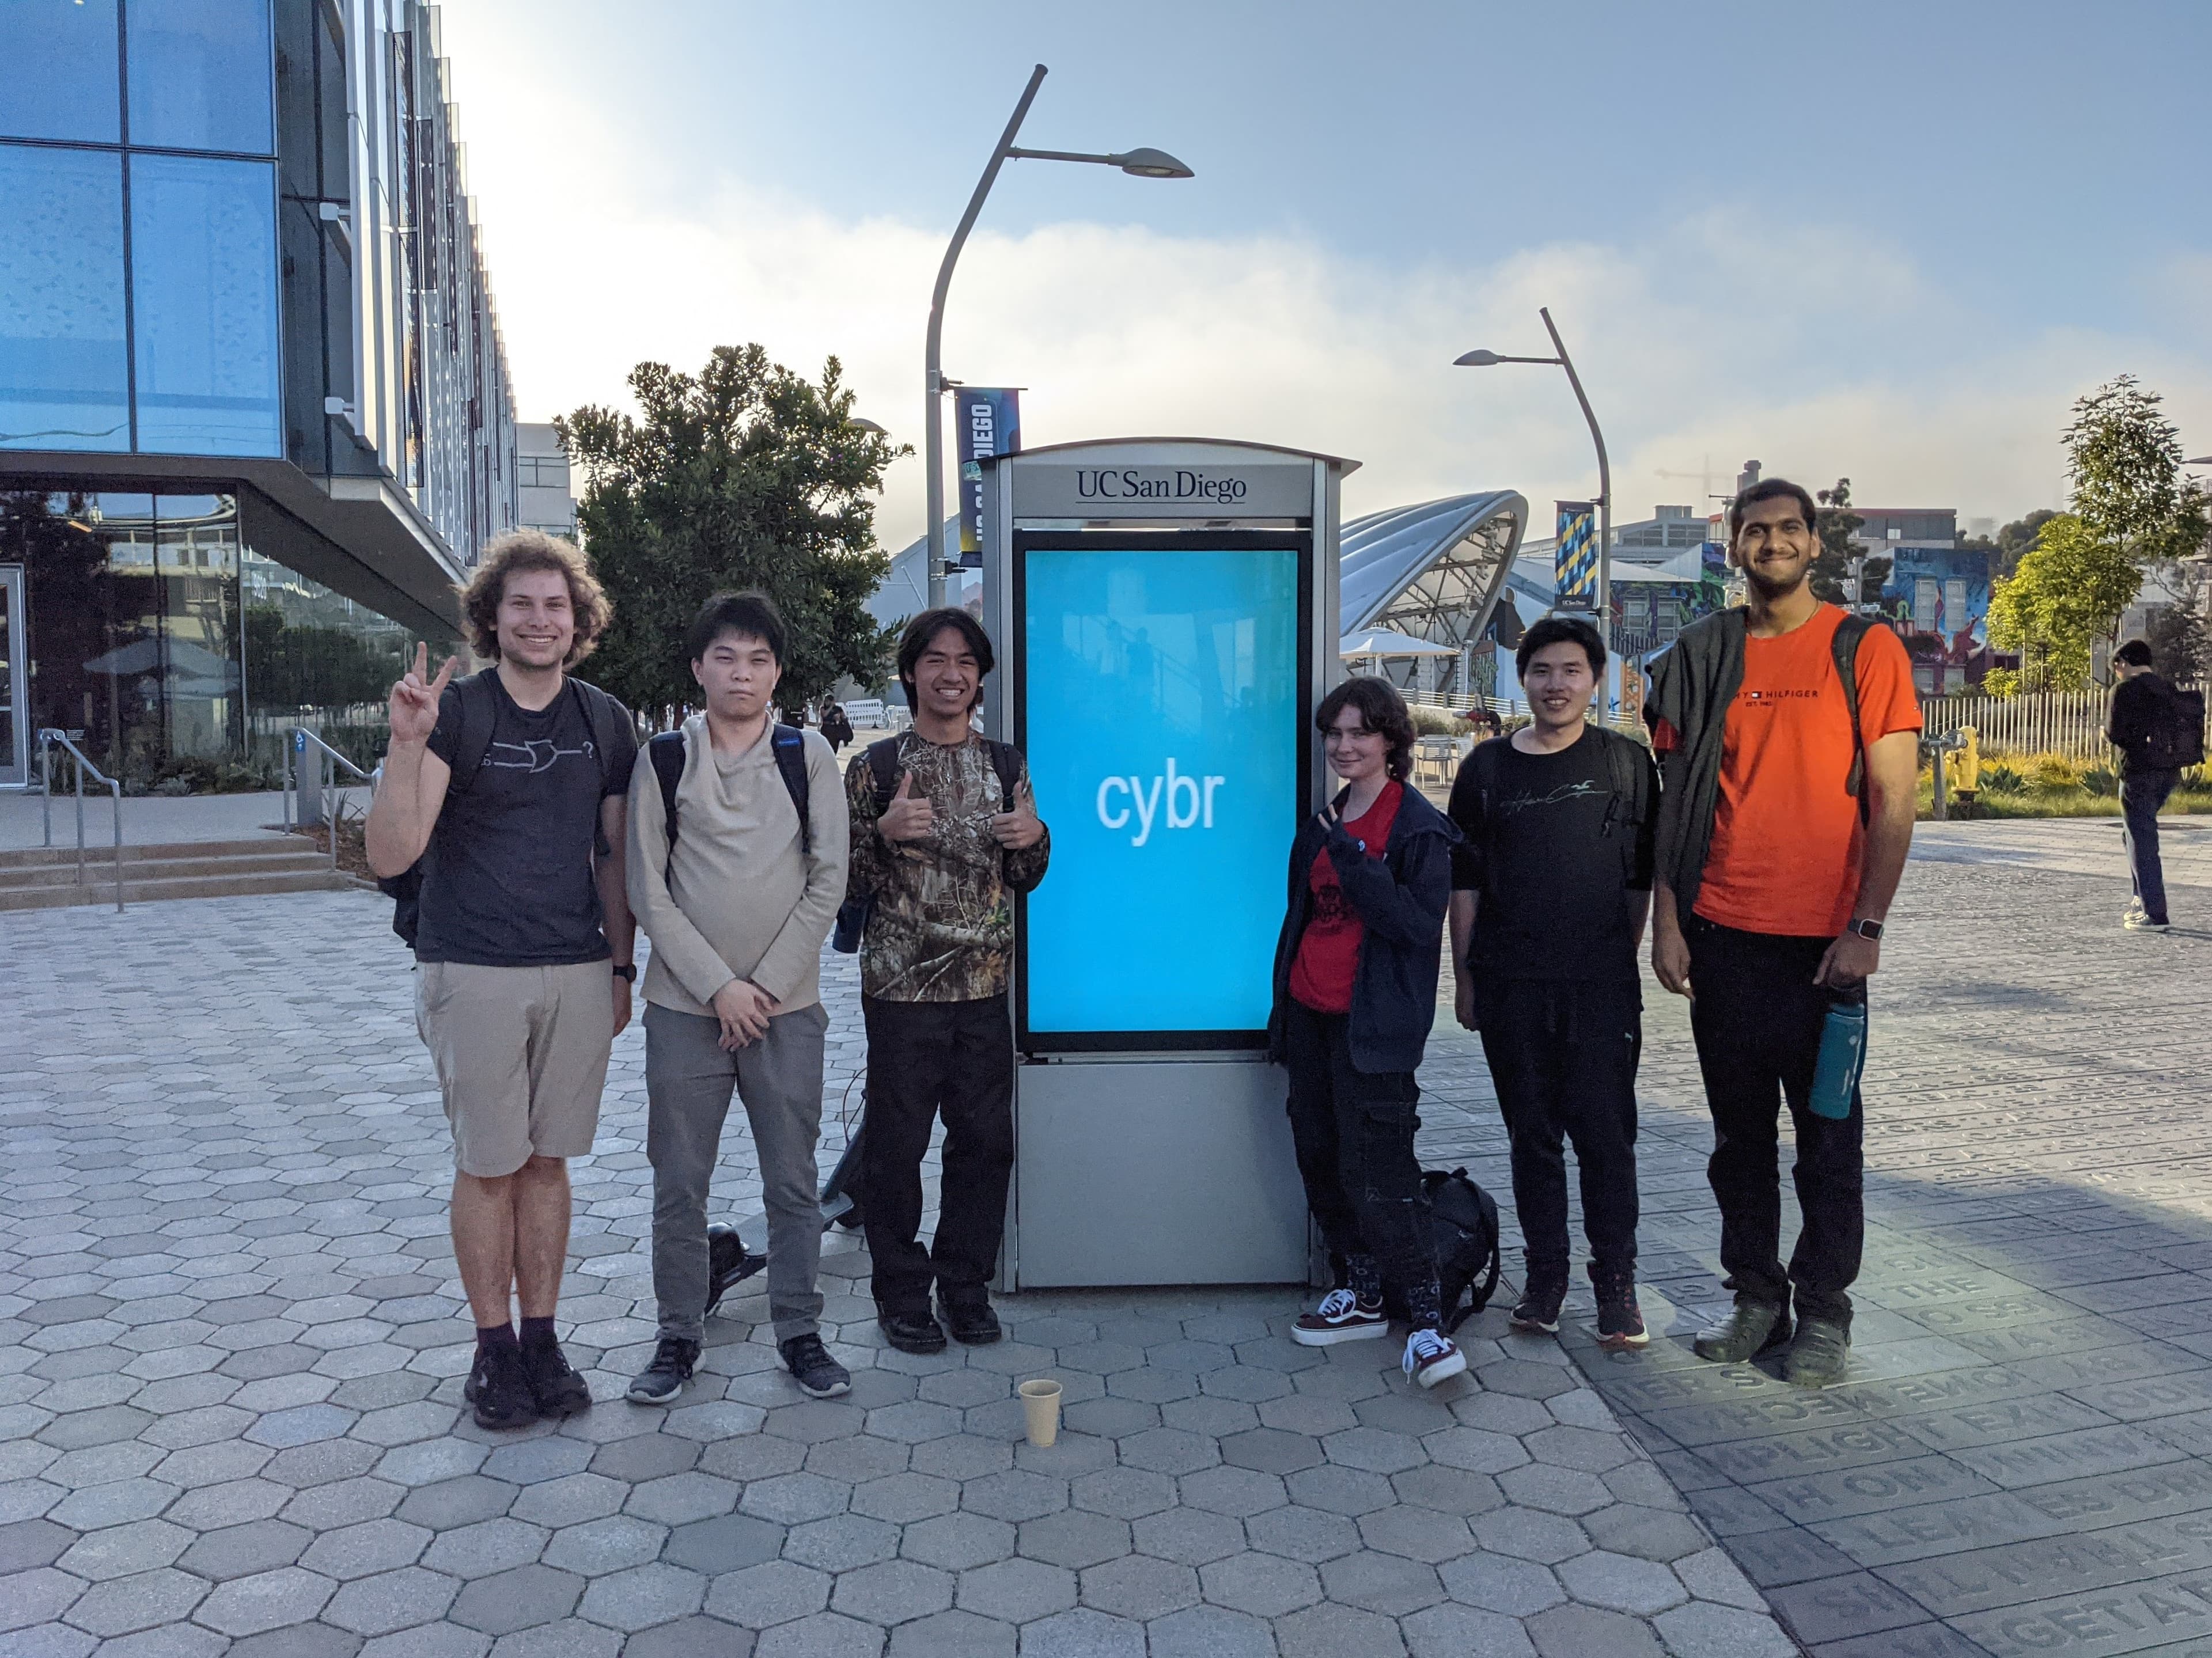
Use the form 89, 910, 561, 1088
1808, 989, 1867, 1121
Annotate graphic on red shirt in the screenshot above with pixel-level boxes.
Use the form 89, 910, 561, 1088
1290, 781, 1404, 1014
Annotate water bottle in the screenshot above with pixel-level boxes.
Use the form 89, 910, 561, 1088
1808, 988, 1867, 1121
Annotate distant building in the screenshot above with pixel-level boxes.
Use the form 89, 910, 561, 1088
516, 424, 578, 544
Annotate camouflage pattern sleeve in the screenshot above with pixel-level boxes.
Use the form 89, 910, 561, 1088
845, 746, 890, 901
1003, 755, 1051, 896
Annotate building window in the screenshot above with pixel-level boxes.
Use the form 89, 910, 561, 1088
517, 453, 571, 491
0, 0, 123, 144
0, 146, 131, 452
130, 154, 281, 457
126, 0, 275, 157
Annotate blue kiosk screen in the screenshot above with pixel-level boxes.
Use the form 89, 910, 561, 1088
1020, 544, 1303, 1042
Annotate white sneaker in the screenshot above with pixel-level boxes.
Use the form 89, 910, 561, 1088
1292, 1288, 1389, 1347
1403, 1328, 1468, 1389
2124, 912, 2172, 932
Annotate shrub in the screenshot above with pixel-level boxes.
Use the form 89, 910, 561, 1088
2081, 764, 2119, 798
1407, 704, 1465, 737
2027, 754, 2083, 791
1979, 762, 2025, 794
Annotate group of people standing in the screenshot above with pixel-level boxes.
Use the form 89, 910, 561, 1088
366, 531, 1049, 1427
1271, 476, 1922, 1391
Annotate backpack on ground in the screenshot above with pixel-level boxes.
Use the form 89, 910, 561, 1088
645, 723, 813, 879
831, 734, 1021, 954
2144, 681, 2207, 771
379, 671, 631, 951
1427, 1167, 1502, 1334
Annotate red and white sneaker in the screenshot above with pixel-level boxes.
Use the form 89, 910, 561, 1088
1403, 1328, 1468, 1389
1292, 1289, 1389, 1346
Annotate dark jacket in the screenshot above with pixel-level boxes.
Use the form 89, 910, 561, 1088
1267, 780, 1459, 1075
1643, 608, 1746, 916
2107, 672, 2171, 773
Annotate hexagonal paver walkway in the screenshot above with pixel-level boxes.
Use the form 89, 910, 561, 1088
0, 887, 1794, 1655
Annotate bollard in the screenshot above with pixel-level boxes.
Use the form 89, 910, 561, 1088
294, 730, 324, 829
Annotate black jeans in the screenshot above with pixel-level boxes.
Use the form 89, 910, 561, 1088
1685, 914, 1865, 1327
1281, 1001, 1440, 1322
2122, 766, 2180, 924
860, 994, 1016, 1316
1474, 976, 1641, 1280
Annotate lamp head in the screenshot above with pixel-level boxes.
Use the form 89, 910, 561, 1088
1112, 147, 1193, 179
850, 418, 888, 436
1453, 350, 1503, 367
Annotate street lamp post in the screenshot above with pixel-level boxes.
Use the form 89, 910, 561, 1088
923, 64, 1191, 607
1454, 307, 1612, 644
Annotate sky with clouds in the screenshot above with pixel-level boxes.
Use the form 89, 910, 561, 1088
435, 0, 2212, 545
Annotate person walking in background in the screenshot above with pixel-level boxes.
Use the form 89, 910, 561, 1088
624, 593, 850, 1406
1646, 477, 1921, 1388
365, 531, 638, 1430
821, 697, 856, 754
1270, 676, 1468, 1390
1449, 616, 1657, 1349
2106, 637, 2199, 933
844, 609, 1050, 1354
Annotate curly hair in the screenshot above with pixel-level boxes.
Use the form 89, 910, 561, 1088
1315, 675, 1418, 783
457, 530, 611, 666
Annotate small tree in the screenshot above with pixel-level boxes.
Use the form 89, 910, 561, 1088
2144, 580, 2211, 682
1986, 513, 2142, 691
2063, 376, 2210, 567
558, 345, 906, 719
1808, 478, 1889, 608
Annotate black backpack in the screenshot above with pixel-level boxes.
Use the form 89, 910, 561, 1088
1459, 724, 1650, 890
2144, 681, 2208, 771
379, 671, 632, 950
646, 724, 814, 877
831, 734, 1020, 953
1429, 1167, 1502, 1334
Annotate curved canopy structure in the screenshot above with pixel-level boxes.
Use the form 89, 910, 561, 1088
1339, 491, 1527, 695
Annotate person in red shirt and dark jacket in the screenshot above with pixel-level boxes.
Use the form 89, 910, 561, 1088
1267, 676, 1467, 1390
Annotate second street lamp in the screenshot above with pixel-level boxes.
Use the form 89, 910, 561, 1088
922, 64, 1192, 606
1454, 308, 1612, 651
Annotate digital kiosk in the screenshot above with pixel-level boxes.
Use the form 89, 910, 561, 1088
975, 438, 1357, 1288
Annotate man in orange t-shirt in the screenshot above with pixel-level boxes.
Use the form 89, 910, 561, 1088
1644, 479, 1921, 1388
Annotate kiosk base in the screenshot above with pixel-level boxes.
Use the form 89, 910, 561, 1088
1008, 1054, 1310, 1289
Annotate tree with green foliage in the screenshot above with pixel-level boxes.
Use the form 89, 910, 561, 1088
556, 345, 906, 720
1986, 513, 2142, 692
1993, 509, 2058, 576
2063, 375, 2210, 567
1808, 477, 1889, 608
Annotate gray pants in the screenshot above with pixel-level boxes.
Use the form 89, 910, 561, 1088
645, 1000, 829, 1344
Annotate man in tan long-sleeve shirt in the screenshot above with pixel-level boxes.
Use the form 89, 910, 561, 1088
623, 593, 850, 1406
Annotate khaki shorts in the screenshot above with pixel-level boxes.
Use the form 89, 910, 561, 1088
416, 960, 615, 1177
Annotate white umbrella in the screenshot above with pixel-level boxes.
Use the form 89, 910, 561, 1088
1339, 628, 1456, 659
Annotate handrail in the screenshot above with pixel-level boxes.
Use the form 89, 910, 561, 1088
36, 730, 124, 913
287, 727, 374, 871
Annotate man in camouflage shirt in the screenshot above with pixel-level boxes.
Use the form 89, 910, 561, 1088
847, 609, 1050, 1352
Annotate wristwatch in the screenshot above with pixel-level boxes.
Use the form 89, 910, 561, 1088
1845, 918, 1884, 942
612, 962, 637, 981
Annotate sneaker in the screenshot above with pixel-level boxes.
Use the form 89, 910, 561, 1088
1293, 1288, 1390, 1346
1403, 1328, 1468, 1390
780, 1333, 852, 1399
1592, 1268, 1649, 1350
626, 1336, 700, 1405
2124, 912, 2172, 932
1783, 1317, 1850, 1388
520, 1335, 593, 1417
1692, 1297, 1791, 1363
1512, 1269, 1569, 1335
468, 1343, 539, 1429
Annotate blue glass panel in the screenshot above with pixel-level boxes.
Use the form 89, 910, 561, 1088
130, 153, 281, 457
0, 145, 130, 452
0, 0, 121, 143
127, 0, 273, 155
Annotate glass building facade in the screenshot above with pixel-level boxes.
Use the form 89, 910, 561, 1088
0, 1, 514, 791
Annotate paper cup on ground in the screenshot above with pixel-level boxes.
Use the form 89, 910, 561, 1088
1018, 1379, 1063, 1447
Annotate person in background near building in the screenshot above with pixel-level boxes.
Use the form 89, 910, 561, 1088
846, 610, 1050, 1354
1646, 478, 1920, 1388
624, 593, 850, 1406
2107, 638, 2188, 933
365, 532, 639, 1429
820, 697, 855, 754
1449, 616, 1657, 1349
1270, 677, 1469, 1390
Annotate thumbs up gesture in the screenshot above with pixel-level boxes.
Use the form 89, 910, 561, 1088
879, 770, 935, 844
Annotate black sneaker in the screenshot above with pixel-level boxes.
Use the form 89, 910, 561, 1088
520, 1335, 593, 1417
938, 1297, 1001, 1346
1590, 1266, 1649, 1350
1692, 1297, 1791, 1363
780, 1334, 852, 1399
1512, 1268, 1570, 1334
878, 1309, 948, 1354
704, 1222, 767, 1316
468, 1343, 539, 1430
626, 1336, 700, 1405
1783, 1317, 1850, 1388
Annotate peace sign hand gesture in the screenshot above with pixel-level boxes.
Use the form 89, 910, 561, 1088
389, 642, 458, 749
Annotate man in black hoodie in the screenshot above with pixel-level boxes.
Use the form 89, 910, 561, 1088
2107, 638, 2185, 932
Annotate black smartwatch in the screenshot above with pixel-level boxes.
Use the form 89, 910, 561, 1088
612, 962, 637, 982
1846, 918, 1884, 942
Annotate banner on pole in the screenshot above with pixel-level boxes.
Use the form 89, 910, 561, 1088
955, 388, 1021, 567
1555, 500, 1597, 611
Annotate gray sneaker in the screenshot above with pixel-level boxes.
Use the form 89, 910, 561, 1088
1784, 1318, 1850, 1388
1692, 1298, 1791, 1363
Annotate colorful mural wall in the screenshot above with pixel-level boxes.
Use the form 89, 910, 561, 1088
1876, 547, 1994, 694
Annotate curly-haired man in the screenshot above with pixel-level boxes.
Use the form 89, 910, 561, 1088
366, 530, 639, 1429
